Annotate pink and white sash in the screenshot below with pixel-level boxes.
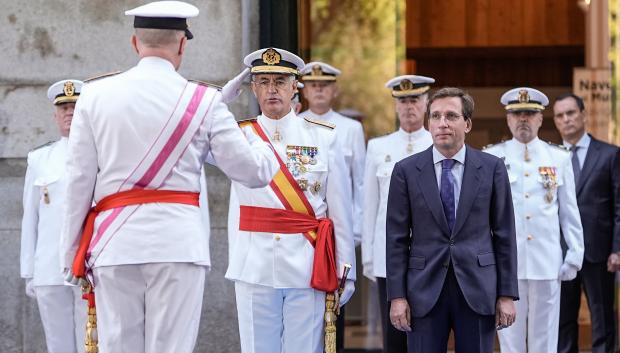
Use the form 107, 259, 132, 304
86, 82, 217, 266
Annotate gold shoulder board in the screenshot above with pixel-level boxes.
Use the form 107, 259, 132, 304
304, 117, 335, 129
237, 117, 257, 128
547, 141, 569, 151
31, 140, 54, 151
84, 71, 122, 83
188, 79, 222, 90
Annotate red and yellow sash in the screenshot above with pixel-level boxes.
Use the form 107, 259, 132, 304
238, 120, 338, 292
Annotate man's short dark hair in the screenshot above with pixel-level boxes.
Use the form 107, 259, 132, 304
554, 93, 585, 112
427, 87, 474, 120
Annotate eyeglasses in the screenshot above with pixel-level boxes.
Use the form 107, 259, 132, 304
429, 112, 463, 122
253, 78, 292, 90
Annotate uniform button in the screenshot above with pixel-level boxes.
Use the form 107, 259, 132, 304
525, 193, 530, 198
527, 234, 533, 240
526, 215, 531, 220
525, 172, 530, 177
275, 235, 281, 241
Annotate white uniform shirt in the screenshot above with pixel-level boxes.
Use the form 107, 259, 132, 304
226, 110, 356, 288
361, 128, 432, 278
484, 137, 584, 280
60, 56, 277, 271
21, 138, 69, 286
299, 109, 366, 243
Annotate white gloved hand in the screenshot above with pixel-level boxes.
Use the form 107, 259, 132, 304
221, 68, 251, 104
338, 279, 355, 307
559, 263, 578, 281
63, 268, 81, 286
25, 278, 36, 298
363, 263, 376, 282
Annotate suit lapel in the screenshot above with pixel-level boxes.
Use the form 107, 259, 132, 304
452, 146, 482, 237
576, 137, 600, 196
416, 148, 451, 236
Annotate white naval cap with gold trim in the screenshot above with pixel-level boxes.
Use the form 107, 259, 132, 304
300, 61, 341, 81
501, 87, 549, 112
243, 47, 305, 76
385, 75, 435, 98
47, 79, 83, 105
125, 1, 199, 40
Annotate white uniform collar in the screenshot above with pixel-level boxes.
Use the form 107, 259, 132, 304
258, 108, 296, 133
305, 108, 334, 121
563, 132, 591, 150
397, 127, 428, 141
510, 136, 542, 149
432, 144, 466, 165
137, 56, 176, 72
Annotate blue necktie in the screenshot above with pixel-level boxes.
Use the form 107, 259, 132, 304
440, 159, 456, 232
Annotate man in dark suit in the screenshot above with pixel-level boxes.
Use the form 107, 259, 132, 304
553, 93, 620, 353
386, 87, 519, 353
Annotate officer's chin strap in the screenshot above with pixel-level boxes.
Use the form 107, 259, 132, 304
324, 264, 351, 353
80, 275, 99, 353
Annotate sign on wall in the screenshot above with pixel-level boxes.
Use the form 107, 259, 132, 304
573, 68, 612, 142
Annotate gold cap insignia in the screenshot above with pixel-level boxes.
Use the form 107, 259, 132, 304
262, 48, 281, 66
312, 64, 323, 76
399, 79, 414, 91
518, 89, 530, 103
63, 81, 75, 97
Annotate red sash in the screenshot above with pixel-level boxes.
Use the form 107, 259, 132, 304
237, 120, 338, 292
72, 189, 199, 279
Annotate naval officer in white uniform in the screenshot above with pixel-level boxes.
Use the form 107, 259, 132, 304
299, 61, 366, 245
484, 87, 584, 353
225, 47, 356, 353
59, 2, 278, 352
21, 79, 86, 353
361, 75, 434, 353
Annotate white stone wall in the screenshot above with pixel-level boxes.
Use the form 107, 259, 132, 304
0, 1, 258, 352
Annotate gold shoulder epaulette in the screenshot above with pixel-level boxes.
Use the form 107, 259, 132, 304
84, 71, 122, 83
547, 141, 569, 151
31, 140, 54, 152
304, 117, 335, 129
189, 79, 222, 90
482, 140, 505, 150
237, 117, 257, 128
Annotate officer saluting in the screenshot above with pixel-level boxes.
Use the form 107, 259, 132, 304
225, 47, 356, 353
59, 2, 278, 352
361, 75, 434, 353
484, 87, 584, 353
21, 79, 86, 353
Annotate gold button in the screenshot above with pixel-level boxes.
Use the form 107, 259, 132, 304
525, 172, 530, 177
275, 235, 281, 241
526, 215, 531, 220
525, 193, 530, 198
527, 235, 533, 240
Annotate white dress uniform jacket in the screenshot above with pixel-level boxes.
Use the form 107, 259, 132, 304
226, 110, 356, 288
484, 137, 584, 279
60, 56, 278, 271
299, 109, 366, 243
22, 138, 69, 285
361, 128, 432, 279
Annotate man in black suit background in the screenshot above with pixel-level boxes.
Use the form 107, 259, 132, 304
386, 87, 519, 353
553, 93, 620, 353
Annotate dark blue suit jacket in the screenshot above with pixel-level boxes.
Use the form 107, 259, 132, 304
386, 145, 518, 317
570, 136, 620, 262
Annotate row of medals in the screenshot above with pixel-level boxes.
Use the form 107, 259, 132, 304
286, 145, 322, 194
504, 158, 558, 204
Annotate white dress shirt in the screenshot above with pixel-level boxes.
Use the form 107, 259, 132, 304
563, 132, 591, 168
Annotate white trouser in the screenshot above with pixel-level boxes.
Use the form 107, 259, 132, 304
35, 285, 86, 353
93, 262, 205, 353
235, 281, 326, 353
498, 279, 561, 353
